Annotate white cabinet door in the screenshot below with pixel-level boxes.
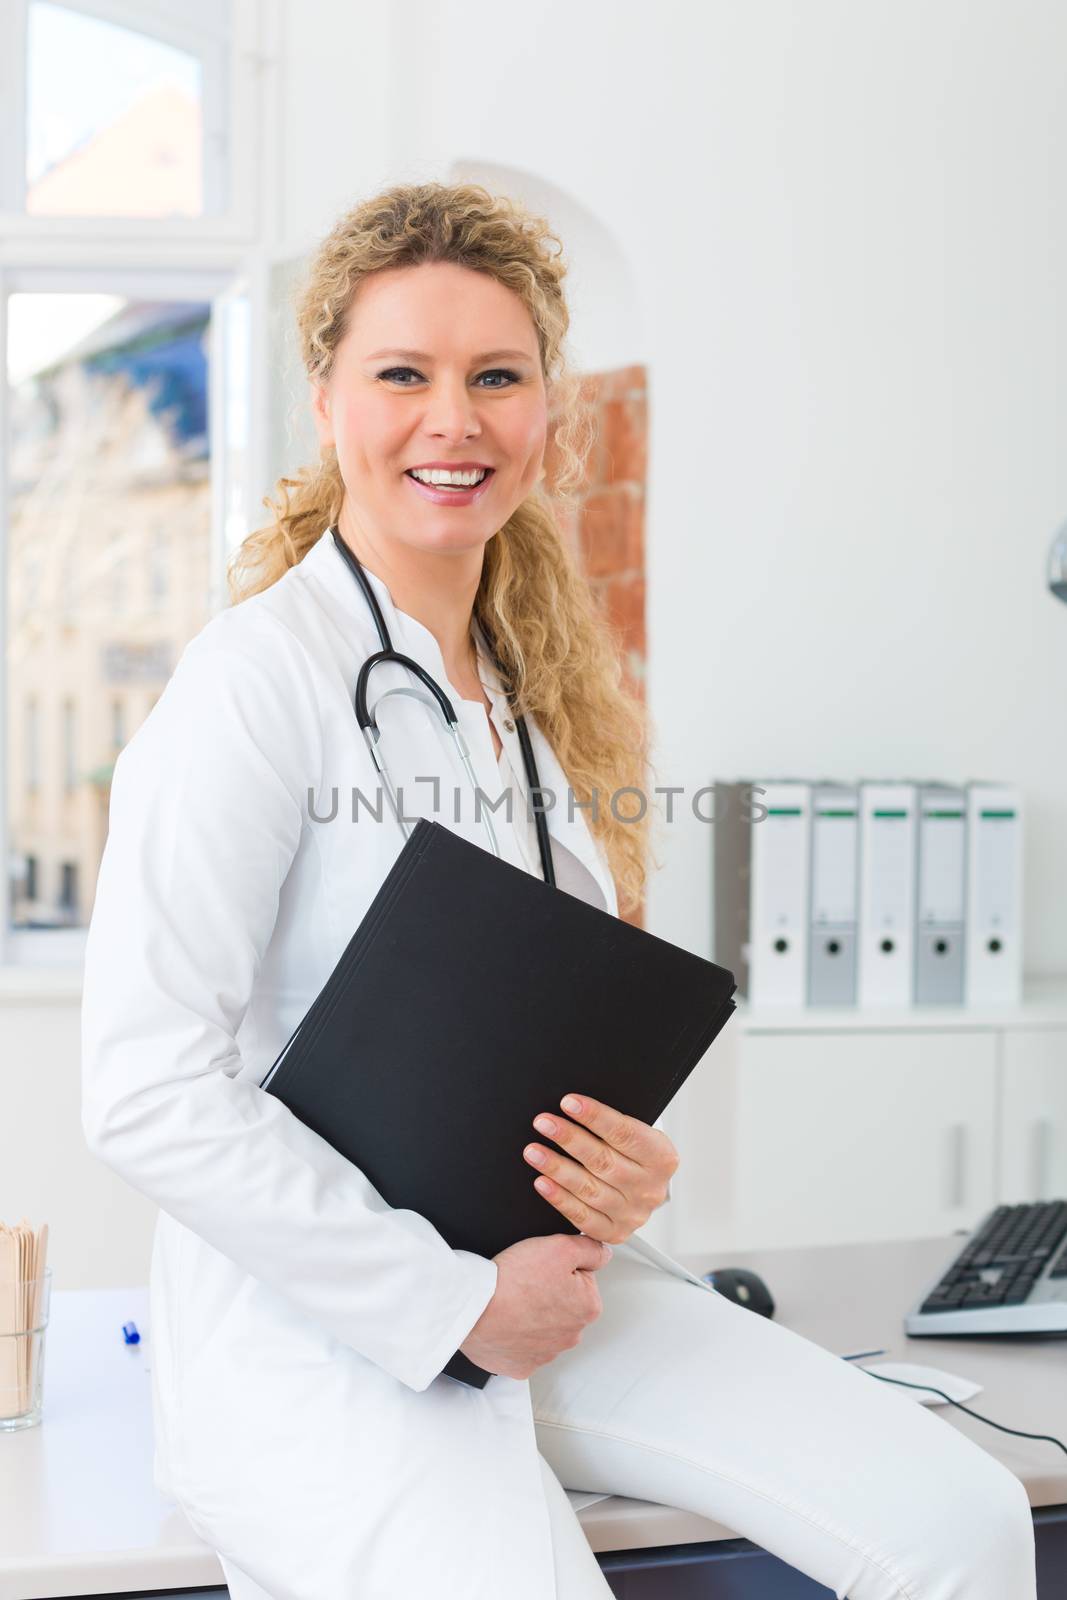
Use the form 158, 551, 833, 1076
1000, 1029, 1067, 1202
732, 1030, 997, 1249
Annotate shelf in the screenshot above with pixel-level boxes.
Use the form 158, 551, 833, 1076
0, 965, 84, 1005
734, 976, 1067, 1034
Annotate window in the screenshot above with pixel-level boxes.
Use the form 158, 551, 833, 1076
61, 697, 76, 791
110, 529, 127, 617
148, 523, 169, 604
25, 698, 39, 792
28, 2, 209, 219
0, 0, 269, 964
58, 860, 78, 915
60, 539, 77, 625
3, 0, 235, 223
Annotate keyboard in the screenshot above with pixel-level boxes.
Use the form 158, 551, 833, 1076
904, 1199, 1067, 1336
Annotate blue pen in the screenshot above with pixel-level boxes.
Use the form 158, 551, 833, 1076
122, 1321, 140, 1345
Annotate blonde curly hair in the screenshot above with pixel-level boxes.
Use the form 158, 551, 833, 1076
228, 180, 651, 915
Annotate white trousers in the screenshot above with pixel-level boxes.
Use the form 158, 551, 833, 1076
527, 1242, 1038, 1599
219, 1243, 1037, 1599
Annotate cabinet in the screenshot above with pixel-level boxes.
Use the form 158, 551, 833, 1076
733, 1030, 996, 1248
1000, 1028, 1067, 1202
659, 980, 1067, 1256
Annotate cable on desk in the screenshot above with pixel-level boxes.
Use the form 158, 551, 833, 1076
858, 1369, 1067, 1459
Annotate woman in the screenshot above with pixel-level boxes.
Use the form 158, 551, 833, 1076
81, 182, 1036, 1599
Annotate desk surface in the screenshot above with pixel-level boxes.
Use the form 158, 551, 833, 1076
1, 1235, 1064, 1599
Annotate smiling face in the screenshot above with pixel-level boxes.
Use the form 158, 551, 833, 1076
310, 261, 548, 562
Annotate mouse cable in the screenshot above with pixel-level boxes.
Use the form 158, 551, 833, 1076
858, 1368, 1067, 1459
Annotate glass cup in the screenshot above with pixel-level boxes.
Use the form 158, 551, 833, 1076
0, 1269, 52, 1431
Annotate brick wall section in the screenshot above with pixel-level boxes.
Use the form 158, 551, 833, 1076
546, 363, 648, 926
547, 363, 647, 700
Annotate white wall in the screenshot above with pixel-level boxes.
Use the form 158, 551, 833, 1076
0, 980, 155, 1289
276, 0, 1067, 974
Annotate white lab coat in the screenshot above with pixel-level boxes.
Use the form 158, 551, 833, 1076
80, 527, 704, 1598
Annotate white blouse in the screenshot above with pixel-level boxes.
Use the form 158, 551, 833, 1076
483, 685, 607, 911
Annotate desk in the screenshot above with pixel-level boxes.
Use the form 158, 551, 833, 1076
0, 1236, 1064, 1599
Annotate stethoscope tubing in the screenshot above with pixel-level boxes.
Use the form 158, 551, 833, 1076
329, 527, 556, 886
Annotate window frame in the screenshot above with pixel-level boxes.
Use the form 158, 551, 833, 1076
0, 0, 279, 971
0, 0, 263, 242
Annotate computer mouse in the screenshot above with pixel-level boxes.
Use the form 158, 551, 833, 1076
701, 1266, 775, 1318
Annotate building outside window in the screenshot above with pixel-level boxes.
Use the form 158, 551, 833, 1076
8, 297, 214, 930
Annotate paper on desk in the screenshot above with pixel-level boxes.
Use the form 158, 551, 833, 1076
860, 1362, 982, 1406
565, 1491, 613, 1511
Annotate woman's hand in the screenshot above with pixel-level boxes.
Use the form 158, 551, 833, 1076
459, 1234, 613, 1379
522, 1094, 679, 1246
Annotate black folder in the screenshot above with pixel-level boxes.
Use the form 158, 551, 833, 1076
260, 818, 736, 1387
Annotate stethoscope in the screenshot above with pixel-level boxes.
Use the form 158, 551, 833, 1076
330, 527, 556, 887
